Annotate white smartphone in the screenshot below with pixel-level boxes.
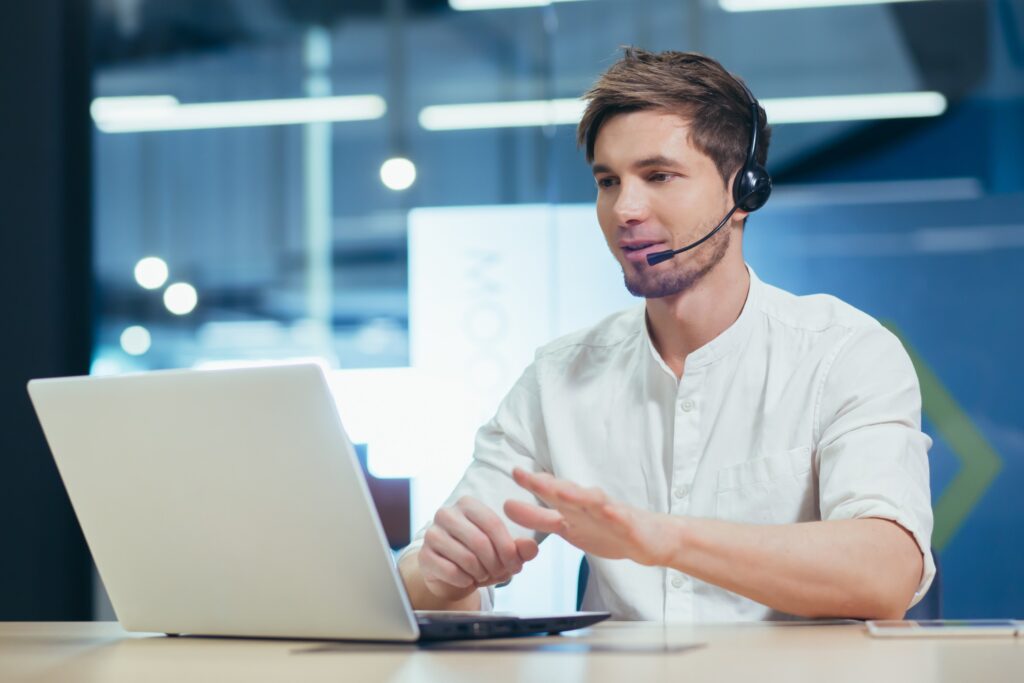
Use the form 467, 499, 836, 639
866, 619, 1021, 638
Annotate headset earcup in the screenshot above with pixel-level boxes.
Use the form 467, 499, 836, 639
733, 164, 772, 213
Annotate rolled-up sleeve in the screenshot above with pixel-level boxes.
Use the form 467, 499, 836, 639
815, 324, 936, 608
396, 362, 553, 608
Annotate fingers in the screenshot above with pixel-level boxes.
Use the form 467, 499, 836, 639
515, 536, 540, 562
559, 483, 607, 508
418, 543, 476, 589
512, 468, 607, 511
479, 534, 537, 585
512, 468, 559, 505
434, 504, 506, 579
423, 524, 490, 583
422, 497, 538, 593
504, 499, 566, 535
457, 497, 522, 575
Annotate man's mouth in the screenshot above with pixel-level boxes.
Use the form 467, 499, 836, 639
620, 241, 667, 263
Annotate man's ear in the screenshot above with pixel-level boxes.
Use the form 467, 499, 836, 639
732, 210, 749, 230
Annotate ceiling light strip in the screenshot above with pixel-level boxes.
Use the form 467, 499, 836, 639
418, 91, 946, 130
419, 98, 585, 130
720, 0, 932, 12
764, 91, 947, 123
92, 95, 387, 133
449, 0, 583, 10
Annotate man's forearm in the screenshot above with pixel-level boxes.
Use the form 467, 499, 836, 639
662, 517, 924, 619
398, 549, 484, 611
505, 468, 926, 619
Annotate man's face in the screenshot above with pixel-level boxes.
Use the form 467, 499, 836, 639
592, 109, 738, 299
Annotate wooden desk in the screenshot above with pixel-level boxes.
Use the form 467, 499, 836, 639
2, 621, 1021, 683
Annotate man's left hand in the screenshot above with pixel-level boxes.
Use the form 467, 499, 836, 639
504, 468, 675, 566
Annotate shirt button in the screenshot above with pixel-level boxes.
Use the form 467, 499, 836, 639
681, 400, 694, 412
673, 487, 687, 500
671, 576, 684, 589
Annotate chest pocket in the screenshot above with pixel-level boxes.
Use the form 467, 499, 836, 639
714, 446, 817, 525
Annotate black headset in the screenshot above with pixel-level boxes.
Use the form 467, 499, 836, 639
646, 82, 772, 266
733, 81, 772, 213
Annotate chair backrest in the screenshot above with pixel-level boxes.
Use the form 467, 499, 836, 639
576, 557, 590, 611
577, 551, 942, 617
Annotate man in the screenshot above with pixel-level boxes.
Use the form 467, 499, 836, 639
398, 48, 934, 621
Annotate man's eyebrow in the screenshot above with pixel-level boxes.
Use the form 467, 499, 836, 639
633, 155, 683, 169
591, 155, 683, 175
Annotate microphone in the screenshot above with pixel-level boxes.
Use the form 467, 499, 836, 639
645, 203, 742, 267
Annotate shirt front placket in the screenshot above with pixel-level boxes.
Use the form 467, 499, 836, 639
664, 363, 704, 622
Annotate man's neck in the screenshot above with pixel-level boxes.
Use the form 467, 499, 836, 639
645, 254, 751, 379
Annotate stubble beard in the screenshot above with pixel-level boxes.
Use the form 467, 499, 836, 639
622, 221, 732, 299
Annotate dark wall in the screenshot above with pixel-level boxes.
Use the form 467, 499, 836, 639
0, 0, 93, 619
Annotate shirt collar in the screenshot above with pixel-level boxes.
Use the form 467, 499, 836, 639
642, 263, 762, 374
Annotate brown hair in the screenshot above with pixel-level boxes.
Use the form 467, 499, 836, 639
577, 47, 771, 188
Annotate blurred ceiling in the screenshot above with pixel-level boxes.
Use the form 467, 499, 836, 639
93, 0, 450, 65
87, 0, 1002, 332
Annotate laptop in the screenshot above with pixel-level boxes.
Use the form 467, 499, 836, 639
27, 364, 609, 641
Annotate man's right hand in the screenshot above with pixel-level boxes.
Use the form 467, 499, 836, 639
413, 496, 540, 604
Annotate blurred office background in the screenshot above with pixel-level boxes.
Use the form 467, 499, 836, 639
2, 0, 1022, 620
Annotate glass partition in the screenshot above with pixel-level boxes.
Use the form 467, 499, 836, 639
90, 0, 1023, 618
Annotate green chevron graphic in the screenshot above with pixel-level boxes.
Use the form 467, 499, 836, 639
884, 322, 1002, 550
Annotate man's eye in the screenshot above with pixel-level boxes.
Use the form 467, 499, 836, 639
596, 177, 617, 188
649, 173, 673, 182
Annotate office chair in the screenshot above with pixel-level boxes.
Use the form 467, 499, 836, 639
576, 556, 590, 611
576, 552, 942, 618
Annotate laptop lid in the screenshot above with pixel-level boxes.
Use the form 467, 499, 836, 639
28, 363, 420, 641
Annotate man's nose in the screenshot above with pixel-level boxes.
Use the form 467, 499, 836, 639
613, 181, 649, 224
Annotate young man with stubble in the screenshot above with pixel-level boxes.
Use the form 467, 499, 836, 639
397, 47, 934, 621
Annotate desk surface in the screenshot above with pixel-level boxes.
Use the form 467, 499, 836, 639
2, 621, 1022, 683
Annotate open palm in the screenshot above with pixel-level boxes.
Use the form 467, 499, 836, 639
504, 468, 671, 566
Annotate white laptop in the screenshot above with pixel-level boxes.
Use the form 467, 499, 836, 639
27, 364, 608, 641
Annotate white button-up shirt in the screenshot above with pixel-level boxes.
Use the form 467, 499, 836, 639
405, 266, 935, 622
